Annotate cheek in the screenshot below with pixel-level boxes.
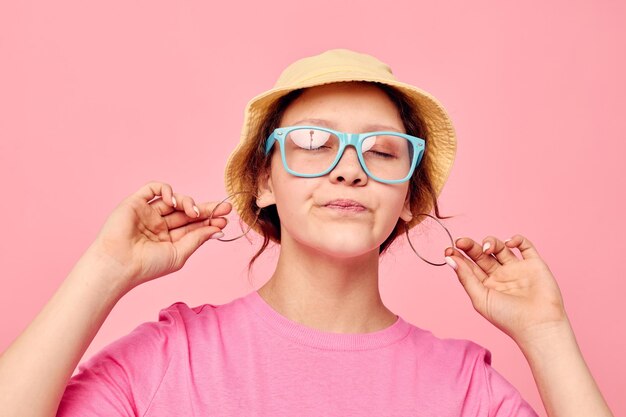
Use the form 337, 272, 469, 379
385, 184, 410, 210
380, 186, 411, 224
270, 170, 314, 222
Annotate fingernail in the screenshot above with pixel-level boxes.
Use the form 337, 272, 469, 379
483, 242, 491, 252
210, 232, 224, 240
172, 196, 177, 208
193, 205, 200, 218
504, 238, 512, 244
445, 256, 458, 270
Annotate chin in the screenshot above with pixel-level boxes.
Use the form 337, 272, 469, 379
282, 221, 394, 259
308, 234, 382, 259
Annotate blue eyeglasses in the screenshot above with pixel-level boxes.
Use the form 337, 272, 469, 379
264, 126, 425, 184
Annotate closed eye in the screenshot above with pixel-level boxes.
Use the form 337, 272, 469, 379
288, 129, 333, 150
366, 150, 396, 159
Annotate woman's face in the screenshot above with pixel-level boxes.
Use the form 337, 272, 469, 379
257, 82, 413, 258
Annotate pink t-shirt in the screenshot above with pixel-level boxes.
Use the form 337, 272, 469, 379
57, 290, 539, 416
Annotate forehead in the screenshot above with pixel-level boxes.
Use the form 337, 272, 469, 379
279, 82, 404, 132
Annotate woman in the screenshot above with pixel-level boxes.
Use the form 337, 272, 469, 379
0, 49, 614, 417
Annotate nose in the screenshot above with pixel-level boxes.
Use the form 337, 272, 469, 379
329, 146, 368, 186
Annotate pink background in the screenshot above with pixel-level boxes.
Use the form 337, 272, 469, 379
1, 1, 624, 415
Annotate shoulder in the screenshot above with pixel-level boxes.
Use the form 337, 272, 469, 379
401, 324, 494, 393
154, 296, 245, 333
77, 299, 231, 370
155, 300, 220, 327
402, 324, 539, 416
117, 301, 219, 344
59, 296, 248, 416
404, 324, 492, 367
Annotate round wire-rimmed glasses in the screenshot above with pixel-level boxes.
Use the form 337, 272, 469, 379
404, 214, 455, 266
207, 191, 260, 242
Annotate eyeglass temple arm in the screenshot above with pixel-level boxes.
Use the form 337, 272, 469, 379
264, 133, 278, 155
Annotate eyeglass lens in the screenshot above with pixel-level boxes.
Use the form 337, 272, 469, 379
208, 192, 258, 243
407, 214, 455, 266
284, 128, 414, 181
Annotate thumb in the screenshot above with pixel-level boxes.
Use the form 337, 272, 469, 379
173, 226, 224, 266
446, 255, 489, 313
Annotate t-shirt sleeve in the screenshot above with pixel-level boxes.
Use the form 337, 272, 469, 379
56, 303, 183, 417
477, 347, 540, 417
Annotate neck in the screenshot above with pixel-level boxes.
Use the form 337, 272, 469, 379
256, 233, 397, 334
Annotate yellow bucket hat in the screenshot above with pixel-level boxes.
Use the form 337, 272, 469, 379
224, 48, 457, 235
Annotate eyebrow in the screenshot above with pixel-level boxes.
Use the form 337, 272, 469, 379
289, 118, 404, 133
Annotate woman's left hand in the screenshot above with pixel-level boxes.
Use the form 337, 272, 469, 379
445, 234, 569, 347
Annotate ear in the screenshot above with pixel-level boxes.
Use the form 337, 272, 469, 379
399, 192, 413, 223
256, 169, 276, 208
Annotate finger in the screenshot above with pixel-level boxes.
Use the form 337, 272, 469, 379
207, 216, 228, 229
161, 184, 175, 208
163, 209, 229, 231
454, 237, 502, 275
149, 197, 176, 216
159, 199, 232, 231
149, 192, 203, 220
173, 193, 202, 219
169, 218, 227, 242
506, 234, 542, 260
172, 225, 225, 266
134, 181, 175, 205
445, 254, 489, 314
177, 199, 233, 222
445, 246, 489, 283
481, 236, 519, 265
206, 201, 233, 219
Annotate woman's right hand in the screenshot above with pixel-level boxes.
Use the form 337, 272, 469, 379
85, 181, 230, 293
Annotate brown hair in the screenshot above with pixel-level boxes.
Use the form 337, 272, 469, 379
244, 81, 453, 271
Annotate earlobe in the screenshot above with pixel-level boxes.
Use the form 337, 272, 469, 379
399, 195, 413, 223
256, 171, 276, 208
400, 206, 413, 223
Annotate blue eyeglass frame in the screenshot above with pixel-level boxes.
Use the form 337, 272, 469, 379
264, 125, 426, 184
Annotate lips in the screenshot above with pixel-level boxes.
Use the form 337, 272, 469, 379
324, 199, 367, 211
